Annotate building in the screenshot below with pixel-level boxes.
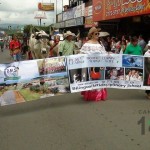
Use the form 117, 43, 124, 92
92, 0, 150, 40
54, 0, 95, 38
53, 0, 150, 41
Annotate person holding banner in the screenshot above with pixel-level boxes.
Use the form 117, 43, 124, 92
80, 27, 107, 102
49, 35, 60, 57
124, 36, 150, 99
124, 36, 142, 55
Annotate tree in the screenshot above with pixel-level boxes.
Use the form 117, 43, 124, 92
23, 24, 50, 36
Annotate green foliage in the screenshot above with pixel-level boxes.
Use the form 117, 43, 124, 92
29, 86, 34, 91
23, 24, 50, 35
35, 87, 40, 92
30, 85, 40, 93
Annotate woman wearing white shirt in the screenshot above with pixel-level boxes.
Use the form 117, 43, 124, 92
80, 27, 107, 102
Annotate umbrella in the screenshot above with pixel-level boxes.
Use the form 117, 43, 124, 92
99, 32, 110, 37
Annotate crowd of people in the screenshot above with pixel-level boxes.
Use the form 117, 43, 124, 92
1, 27, 150, 101
48, 27, 150, 101
3, 29, 150, 61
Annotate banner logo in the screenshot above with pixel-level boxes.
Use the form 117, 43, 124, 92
4, 66, 20, 81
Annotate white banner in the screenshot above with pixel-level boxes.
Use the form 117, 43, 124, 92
67, 54, 122, 70
0, 57, 69, 106
67, 54, 147, 93
0, 54, 150, 106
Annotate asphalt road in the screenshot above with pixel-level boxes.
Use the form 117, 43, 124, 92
0, 49, 150, 150
0, 48, 13, 64
0, 90, 16, 106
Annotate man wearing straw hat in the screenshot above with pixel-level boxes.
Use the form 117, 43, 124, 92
59, 31, 76, 56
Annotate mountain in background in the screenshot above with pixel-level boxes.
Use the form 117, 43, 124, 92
0, 24, 24, 30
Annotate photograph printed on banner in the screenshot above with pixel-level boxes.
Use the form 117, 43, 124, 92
105, 67, 124, 80
122, 55, 143, 68
0, 59, 69, 106
37, 57, 66, 75
69, 68, 89, 84
0, 72, 70, 106
125, 68, 143, 82
89, 67, 105, 81
144, 57, 150, 86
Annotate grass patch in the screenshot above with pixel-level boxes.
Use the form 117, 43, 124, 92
19, 89, 41, 101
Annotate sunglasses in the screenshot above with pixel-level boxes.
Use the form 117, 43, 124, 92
94, 32, 99, 36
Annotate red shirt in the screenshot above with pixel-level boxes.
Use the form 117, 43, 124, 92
9, 40, 21, 50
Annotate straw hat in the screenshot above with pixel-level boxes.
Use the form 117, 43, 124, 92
88, 27, 101, 38
64, 31, 75, 38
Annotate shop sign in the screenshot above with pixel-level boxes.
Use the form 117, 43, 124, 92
65, 17, 84, 27
84, 6, 93, 17
54, 22, 65, 28
76, 17, 84, 26
38, 3, 54, 11
74, 3, 85, 18
93, 0, 150, 21
65, 19, 76, 27
63, 7, 76, 21
34, 11, 47, 19
84, 16, 98, 28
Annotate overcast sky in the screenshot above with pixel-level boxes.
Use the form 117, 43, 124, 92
0, 0, 69, 25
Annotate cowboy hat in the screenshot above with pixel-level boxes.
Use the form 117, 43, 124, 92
88, 27, 101, 36
99, 31, 110, 37
64, 31, 75, 38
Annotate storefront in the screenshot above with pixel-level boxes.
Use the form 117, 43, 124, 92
54, 3, 85, 37
93, 0, 150, 40
64, 17, 85, 37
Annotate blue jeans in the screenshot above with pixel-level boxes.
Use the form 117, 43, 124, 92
13, 53, 21, 61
